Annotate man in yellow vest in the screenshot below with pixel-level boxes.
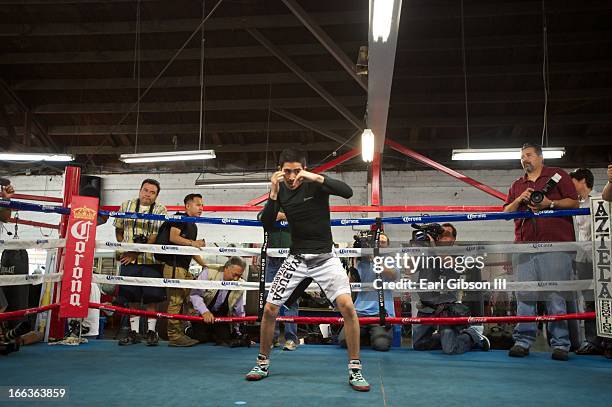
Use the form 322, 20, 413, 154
188, 257, 247, 345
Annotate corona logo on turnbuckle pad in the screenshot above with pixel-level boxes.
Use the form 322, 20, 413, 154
73, 206, 97, 220
60, 196, 99, 318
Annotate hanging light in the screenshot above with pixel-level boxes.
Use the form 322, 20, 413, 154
119, 150, 216, 164
451, 147, 565, 161
361, 129, 375, 162
194, 173, 269, 187
195, 179, 270, 188
371, 0, 397, 43
0, 152, 74, 162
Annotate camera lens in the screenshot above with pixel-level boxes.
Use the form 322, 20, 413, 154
530, 191, 544, 204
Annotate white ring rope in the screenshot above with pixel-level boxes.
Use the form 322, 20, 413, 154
0, 239, 591, 257
0, 240, 594, 293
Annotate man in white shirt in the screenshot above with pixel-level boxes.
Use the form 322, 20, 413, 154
569, 168, 603, 355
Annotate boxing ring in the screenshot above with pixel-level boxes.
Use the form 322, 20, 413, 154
1, 166, 612, 407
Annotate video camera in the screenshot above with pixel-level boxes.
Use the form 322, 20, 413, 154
410, 223, 445, 246
353, 230, 375, 248
529, 173, 562, 205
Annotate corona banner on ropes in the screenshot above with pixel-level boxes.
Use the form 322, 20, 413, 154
59, 196, 99, 318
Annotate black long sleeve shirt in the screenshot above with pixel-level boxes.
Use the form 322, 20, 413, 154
260, 175, 353, 254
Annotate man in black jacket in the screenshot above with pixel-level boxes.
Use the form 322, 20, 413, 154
245, 149, 369, 392
161, 193, 207, 347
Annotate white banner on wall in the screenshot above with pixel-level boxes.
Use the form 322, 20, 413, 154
591, 198, 612, 339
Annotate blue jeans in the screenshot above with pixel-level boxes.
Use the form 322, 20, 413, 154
265, 256, 298, 342
512, 252, 571, 350
117, 263, 165, 304
412, 304, 477, 354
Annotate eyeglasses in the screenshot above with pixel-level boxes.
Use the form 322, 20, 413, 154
282, 169, 302, 176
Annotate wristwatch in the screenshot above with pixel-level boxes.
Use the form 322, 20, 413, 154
549, 200, 555, 209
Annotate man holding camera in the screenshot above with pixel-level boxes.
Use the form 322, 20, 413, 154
114, 179, 167, 346
339, 233, 398, 352
157, 193, 208, 347
411, 223, 490, 354
503, 143, 579, 361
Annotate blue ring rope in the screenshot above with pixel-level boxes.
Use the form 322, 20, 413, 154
0, 199, 590, 227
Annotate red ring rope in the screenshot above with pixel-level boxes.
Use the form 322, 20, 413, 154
89, 303, 594, 326
0, 303, 60, 321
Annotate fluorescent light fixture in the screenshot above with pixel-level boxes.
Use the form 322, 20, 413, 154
451, 147, 566, 161
361, 128, 375, 162
195, 173, 269, 188
372, 0, 395, 43
195, 180, 270, 188
119, 149, 216, 163
0, 152, 74, 162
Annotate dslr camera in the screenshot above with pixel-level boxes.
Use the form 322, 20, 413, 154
410, 223, 445, 246
132, 234, 149, 244
529, 173, 562, 205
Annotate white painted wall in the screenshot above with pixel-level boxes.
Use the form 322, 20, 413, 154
3, 167, 609, 244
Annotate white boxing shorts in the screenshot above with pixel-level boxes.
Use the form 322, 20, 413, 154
266, 253, 351, 306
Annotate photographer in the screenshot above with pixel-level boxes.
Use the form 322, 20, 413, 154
113, 179, 167, 346
157, 193, 207, 347
0, 178, 15, 223
503, 143, 578, 361
338, 232, 399, 352
412, 223, 490, 354
188, 257, 247, 347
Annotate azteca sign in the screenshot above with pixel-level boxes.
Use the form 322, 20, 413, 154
591, 198, 612, 338
59, 196, 99, 318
